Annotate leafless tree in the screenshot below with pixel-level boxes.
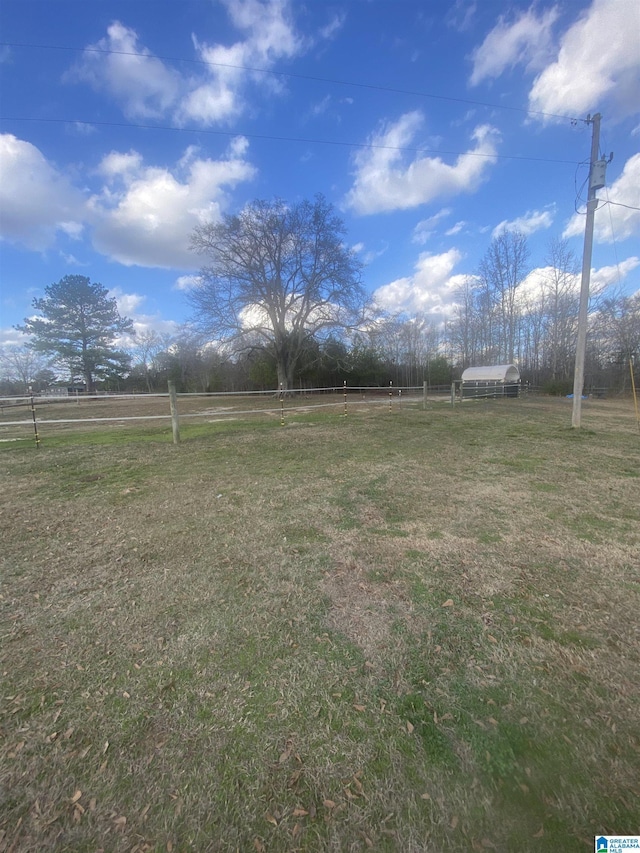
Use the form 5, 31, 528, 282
541, 238, 580, 381
478, 230, 529, 363
188, 195, 366, 390
0, 346, 54, 393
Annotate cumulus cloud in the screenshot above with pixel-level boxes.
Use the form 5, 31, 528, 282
68, 0, 314, 127
591, 256, 640, 291
516, 256, 639, 308
0, 134, 85, 251
68, 21, 182, 119
89, 140, 256, 267
345, 112, 500, 215
470, 5, 559, 86
563, 153, 640, 243
180, 0, 303, 124
373, 248, 464, 316
492, 206, 555, 239
108, 288, 179, 343
174, 275, 202, 291
109, 288, 146, 316
528, 0, 640, 119
0, 133, 257, 269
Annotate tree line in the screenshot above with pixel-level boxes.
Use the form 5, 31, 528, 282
2, 196, 639, 396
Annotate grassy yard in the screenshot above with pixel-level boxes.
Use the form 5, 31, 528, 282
1, 396, 639, 852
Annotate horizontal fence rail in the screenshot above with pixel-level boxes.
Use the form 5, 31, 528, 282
0, 385, 457, 445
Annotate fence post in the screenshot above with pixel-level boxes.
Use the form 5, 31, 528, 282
423, 380, 427, 410
343, 380, 347, 418
450, 382, 456, 407
168, 381, 180, 444
29, 386, 40, 449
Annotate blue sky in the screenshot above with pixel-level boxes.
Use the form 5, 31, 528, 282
1, 0, 639, 348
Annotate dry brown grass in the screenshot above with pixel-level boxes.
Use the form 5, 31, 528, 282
1, 396, 639, 851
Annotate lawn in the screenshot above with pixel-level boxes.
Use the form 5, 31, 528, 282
1, 396, 639, 852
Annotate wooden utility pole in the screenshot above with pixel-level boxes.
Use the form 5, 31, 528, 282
572, 113, 603, 428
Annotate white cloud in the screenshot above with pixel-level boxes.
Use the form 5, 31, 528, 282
528, 0, 640, 119
591, 256, 640, 292
319, 11, 346, 41
516, 256, 639, 307
109, 288, 146, 316
0, 133, 256, 268
445, 221, 467, 236
470, 5, 559, 86
373, 248, 464, 315
178, 0, 303, 125
68, 21, 182, 119
563, 153, 640, 243
310, 95, 332, 117
0, 327, 31, 348
345, 112, 500, 215
89, 141, 256, 267
446, 0, 477, 32
69, 1, 309, 128
174, 275, 201, 291
0, 134, 85, 251
412, 208, 452, 244
492, 206, 555, 239
98, 150, 144, 179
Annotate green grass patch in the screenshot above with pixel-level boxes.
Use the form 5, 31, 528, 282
1, 396, 639, 851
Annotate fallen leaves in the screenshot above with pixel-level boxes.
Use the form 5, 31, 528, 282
278, 741, 293, 764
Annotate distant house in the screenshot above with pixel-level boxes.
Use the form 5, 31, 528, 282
67, 383, 87, 395
461, 364, 521, 399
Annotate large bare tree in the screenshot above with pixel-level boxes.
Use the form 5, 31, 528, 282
188, 195, 366, 390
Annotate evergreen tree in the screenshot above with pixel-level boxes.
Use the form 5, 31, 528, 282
16, 275, 133, 392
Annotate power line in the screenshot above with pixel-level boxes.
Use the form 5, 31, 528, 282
0, 115, 582, 166
0, 40, 581, 124
602, 200, 640, 212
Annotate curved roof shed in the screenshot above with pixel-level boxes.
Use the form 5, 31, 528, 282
461, 364, 521, 399
461, 364, 520, 383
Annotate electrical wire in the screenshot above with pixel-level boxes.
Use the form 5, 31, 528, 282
0, 40, 582, 124
0, 115, 583, 166
601, 201, 640, 212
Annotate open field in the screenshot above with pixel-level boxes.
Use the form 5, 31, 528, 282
1, 397, 639, 852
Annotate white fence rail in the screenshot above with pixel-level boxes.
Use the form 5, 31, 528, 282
0, 385, 452, 445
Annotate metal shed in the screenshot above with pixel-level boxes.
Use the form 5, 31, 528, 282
461, 364, 521, 399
